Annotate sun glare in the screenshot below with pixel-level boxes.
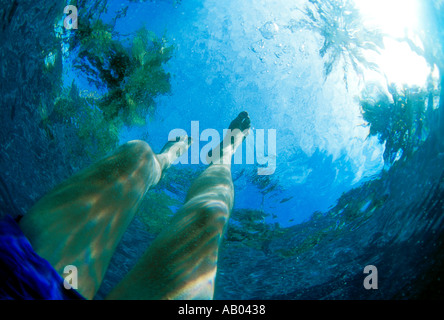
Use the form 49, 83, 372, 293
371, 38, 430, 87
353, 0, 420, 38
353, 0, 431, 87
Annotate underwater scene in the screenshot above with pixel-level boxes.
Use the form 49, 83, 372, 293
0, 0, 443, 300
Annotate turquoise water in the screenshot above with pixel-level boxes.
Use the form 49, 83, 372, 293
0, 0, 443, 299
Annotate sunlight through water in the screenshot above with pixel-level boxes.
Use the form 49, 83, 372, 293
354, 0, 432, 87
0, 0, 443, 302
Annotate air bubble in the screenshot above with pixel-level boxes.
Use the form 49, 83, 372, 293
259, 21, 279, 40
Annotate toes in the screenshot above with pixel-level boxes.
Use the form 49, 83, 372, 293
229, 111, 251, 130
241, 117, 251, 130
238, 111, 249, 119
238, 112, 251, 131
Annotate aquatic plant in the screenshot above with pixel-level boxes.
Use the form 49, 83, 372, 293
406, 1, 444, 75
33, 1, 177, 168
360, 82, 438, 165
37, 10, 175, 164
71, 20, 173, 126
300, 0, 385, 88
403, 1, 444, 150
40, 82, 121, 163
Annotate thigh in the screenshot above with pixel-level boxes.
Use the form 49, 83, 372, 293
19, 140, 162, 299
106, 164, 234, 300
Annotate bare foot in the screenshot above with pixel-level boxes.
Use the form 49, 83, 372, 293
207, 111, 251, 165
157, 136, 193, 170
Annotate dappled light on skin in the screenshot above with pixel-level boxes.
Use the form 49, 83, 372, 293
106, 163, 236, 300
18, 140, 162, 299
162, 223, 220, 300
185, 166, 234, 205
106, 120, 251, 300
16, 108, 247, 300
169, 268, 218, 300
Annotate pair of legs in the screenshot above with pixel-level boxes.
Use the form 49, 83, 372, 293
18, 112, 251, 300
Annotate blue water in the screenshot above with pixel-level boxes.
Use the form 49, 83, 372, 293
0, 0, 443, 300
108, 0, 386, 227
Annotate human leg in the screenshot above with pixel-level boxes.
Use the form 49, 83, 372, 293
18, 137, 190, 299
106, 112, 251, 300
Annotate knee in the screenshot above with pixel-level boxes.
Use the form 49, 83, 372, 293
123, 140, 153, 157
117, 140, 157, 166
107, 140, 161, 179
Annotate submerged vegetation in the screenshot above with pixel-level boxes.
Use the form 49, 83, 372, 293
38, 4, 174, 164
299, 0, 443, 161
72, 20, 173, 126
300, 0, 385, 88
360, 81, 439, 165
39, 82, 120, 161
355, 1, 443, 166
